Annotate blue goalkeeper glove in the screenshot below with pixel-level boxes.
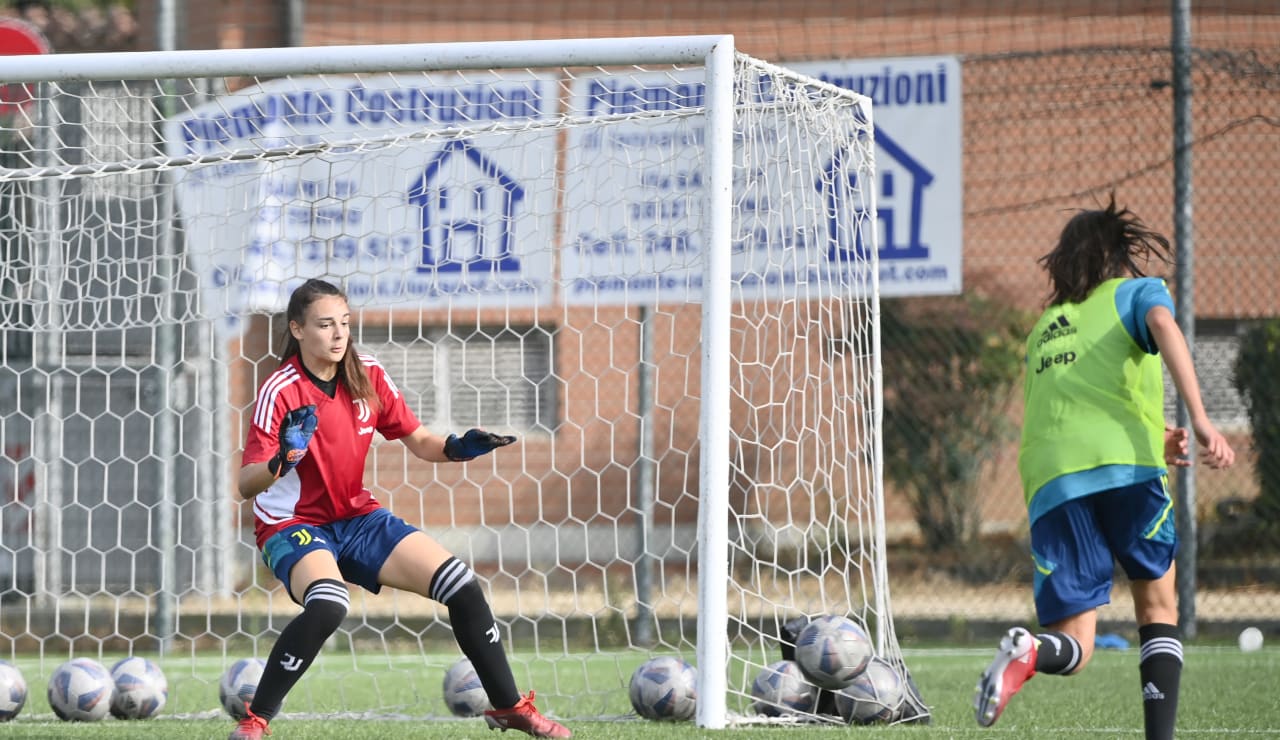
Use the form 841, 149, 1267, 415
268, 405, 318, 478
443, 428, 517, 462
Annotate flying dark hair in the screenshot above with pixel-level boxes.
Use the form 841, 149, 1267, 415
280, 278, 378, 407
1038, 193, 1173, 306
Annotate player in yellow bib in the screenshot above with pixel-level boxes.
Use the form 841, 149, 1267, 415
974, 195, 1235, 740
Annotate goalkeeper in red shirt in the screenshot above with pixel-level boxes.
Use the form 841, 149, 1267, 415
230, 278, 570, 740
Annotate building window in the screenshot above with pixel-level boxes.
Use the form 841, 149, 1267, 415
1163, 322, 1249, 432
359, 324, 556, 434
78, 83, 159, 201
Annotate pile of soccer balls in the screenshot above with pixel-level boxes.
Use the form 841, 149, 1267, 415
622, 614, 910, 725
750, 614, 909, 724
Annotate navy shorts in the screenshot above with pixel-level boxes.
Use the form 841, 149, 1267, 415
260, 508, 417, 602
1029, 478, 1178, 626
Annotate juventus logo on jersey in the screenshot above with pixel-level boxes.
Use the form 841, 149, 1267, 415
281, 653, 304, 671
353, 399, 371, 423
486, 622, 500, 644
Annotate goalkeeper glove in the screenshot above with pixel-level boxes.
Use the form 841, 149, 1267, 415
268, 405, 319, 478
443, 428, 517, 462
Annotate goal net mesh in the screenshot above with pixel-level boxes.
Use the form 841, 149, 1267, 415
0, 48, 924, 724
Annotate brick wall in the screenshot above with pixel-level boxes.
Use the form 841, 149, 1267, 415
177, 2, 1275, 550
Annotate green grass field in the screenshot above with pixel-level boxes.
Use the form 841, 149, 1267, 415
3, 646, 1277, 738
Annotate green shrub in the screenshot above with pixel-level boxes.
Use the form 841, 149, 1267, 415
1233, 319, 1280, 523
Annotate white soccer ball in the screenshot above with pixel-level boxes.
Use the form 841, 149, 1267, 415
1239, 626, 1264, 653
794, 615, 872, 689
109, 656, 168, 720
48, 658, 114, 722
628, 655, 697, 721
0, 661, 27, 721
749, 659, 816, 717
833, 656, 905, 724
442, 657, 493, 717
219, 658, 266, 720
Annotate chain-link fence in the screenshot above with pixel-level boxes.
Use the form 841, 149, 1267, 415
219, 0, 1278, 634
12, 0, 1280, 634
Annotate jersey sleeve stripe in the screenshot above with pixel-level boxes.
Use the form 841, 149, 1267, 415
359, 352, 400, 398
252, 366, 300, 432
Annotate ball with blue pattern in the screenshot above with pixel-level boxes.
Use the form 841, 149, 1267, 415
794, 615, 872, 689
834, 656, 905, 724
219, 658, 266, 720
48, 658, 114, 722
0, 661, 26, 721
629, 655, 697, 721
750, 659, 816, 716
109, 656, 168, 720
442, 656, 493, 717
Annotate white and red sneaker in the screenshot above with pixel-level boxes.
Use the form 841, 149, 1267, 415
484, 691, 572, 739
974, 626, 1038, 727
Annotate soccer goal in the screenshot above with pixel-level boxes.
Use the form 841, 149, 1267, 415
0, 35, 923, 726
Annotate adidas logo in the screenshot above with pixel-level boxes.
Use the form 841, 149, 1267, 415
1142, 681, 1165, 701
1036, 314, 1077, 347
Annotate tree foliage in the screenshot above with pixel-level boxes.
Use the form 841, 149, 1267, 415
1233, 319, 1280, 523
880, 294, 1029, 557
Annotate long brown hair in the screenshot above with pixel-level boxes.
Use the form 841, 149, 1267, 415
280, 278, 378, 406
1038, 193, 1173, 306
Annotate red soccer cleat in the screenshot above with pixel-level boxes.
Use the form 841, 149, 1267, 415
228, 709, 271, 740
974, 626, 1038, 727
484, 691, 572, 738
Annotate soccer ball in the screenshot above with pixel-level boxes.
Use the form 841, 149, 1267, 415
219, 658, 266, 720
0, 661, 27, 721
834, 656, 905, 724
109, 656, 168, 720
48, 658, 114, 722
442, 657, 493, 717
793, 615, 872, 689
628, 655, 697, 721
749, 660, 816, 717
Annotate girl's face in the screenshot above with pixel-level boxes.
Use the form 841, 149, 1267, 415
290, 295, 350, 373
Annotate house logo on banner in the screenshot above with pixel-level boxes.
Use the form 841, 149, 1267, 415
163, 73, 558, 333
408, 139, 525, 274
791, 57, 960, 293
563, 69, 877, 306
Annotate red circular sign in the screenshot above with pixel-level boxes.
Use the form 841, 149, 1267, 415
0, 18, 51, 116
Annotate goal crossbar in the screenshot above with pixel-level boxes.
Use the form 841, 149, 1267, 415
0, 35, 733, 82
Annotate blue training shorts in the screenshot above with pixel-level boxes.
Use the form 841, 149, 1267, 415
1029, 477, 1178, 626
260, 508, 417, 602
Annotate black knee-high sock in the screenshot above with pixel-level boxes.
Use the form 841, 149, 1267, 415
1139, 623, 1183, 740
1033, 631, 1083, 675
430, 557, 520, 709
250, 579, 349, 721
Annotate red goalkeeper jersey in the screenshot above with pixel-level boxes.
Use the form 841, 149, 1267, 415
242, 353, 421, 548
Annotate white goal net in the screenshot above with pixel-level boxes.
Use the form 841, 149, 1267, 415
0, 36, 924, 726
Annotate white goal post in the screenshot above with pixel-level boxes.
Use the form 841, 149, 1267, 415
0, 35, 922, 727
